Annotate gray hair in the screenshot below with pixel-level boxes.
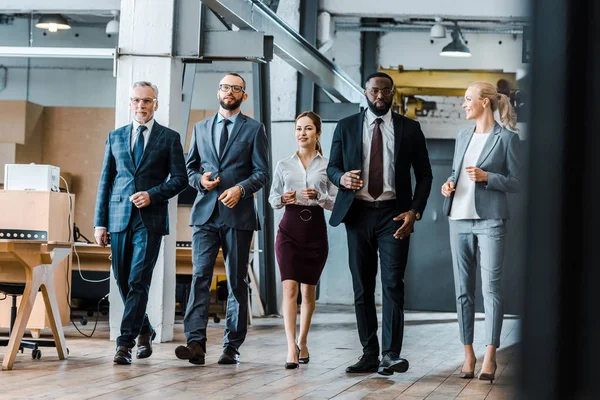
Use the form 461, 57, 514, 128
131, 81, 159, 98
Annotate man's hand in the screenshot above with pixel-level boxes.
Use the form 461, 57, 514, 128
281, 190, 297, 205
340, 169, 363, 190
130, 191, 151, 208
465, 166, 488, 182
441, 181, 455, 197
95, 227, 108, 247
392, 211, 417, 240
201, 171, 220, 191
219, 186, 242, 208
301, 188, 318, 200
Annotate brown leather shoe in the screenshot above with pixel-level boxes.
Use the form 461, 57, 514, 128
113, 346, 132, 365
136, 330, 156, 359
175, 341, 205, 365
218, 347, 239, 364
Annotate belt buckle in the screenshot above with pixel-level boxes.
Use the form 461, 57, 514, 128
300, 208, 312, 222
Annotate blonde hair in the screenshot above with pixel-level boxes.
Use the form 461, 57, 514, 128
469, 81, 517, 131
295, 111, 323, 155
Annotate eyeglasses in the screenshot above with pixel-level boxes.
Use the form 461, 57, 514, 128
130, 97, 157, 105
219, 84, 245, 94
367, 87, 394, 97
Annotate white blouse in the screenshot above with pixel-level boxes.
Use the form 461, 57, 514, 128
269, 152, 338, 211
449, 133, 490, 220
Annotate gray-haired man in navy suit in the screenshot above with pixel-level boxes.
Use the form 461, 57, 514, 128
94, 81, 188, 365
175, 73, 269, 365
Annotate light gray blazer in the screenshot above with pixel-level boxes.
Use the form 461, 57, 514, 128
443, 122, 521, 219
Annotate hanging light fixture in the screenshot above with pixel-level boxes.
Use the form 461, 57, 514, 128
35, 14, 71, 33
440, 21, 471, 57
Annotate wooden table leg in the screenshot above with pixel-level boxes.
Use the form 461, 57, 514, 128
40, 265, 67, 360
2, 270, 42, 371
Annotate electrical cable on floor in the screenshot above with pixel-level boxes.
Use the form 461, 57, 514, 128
69, 294, 108, 338
60, 176, 110, 337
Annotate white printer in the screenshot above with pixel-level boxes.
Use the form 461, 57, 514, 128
4, 164, 61, 192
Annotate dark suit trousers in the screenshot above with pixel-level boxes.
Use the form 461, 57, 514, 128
344, 202, 410, 357
184, 206, 253, 351
111, 209, 163, 348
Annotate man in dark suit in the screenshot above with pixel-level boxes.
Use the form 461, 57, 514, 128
175, 73, 269, 365
327, 72, 433, 375
94, 81, 188, 365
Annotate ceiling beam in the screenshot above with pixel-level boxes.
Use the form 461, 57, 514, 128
318, 0, 529, 19
0, 0, 120, 13
201, 0, 363, 104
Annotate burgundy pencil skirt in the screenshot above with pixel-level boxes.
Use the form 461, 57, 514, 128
275, 205, 328, 285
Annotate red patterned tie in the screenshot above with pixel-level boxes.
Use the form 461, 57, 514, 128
368, 118, 384, 200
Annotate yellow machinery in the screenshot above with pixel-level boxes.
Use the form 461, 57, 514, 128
379, 66, 519, 119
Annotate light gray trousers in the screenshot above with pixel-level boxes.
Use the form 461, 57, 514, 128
449, 219, 506, 348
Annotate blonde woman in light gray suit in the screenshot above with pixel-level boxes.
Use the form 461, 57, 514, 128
441, 81, 520, 384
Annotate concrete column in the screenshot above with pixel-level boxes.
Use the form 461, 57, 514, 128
109, 0, 186, 343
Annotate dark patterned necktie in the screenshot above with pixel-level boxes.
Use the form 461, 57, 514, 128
219, 119, 231, 157
368, 118, 384, 200
133, 125, 147, 168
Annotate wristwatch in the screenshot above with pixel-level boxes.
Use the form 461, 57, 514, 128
410, 209, 421, 221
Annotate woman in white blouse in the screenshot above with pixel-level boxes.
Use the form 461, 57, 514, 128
269, 111, 337, 369
441, 82, 520, 384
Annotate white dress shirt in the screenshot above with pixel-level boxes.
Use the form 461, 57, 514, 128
355, 109, 396, 201
131, 119, 155, 151
449, 133, 490, 220
269, 152, 338, 211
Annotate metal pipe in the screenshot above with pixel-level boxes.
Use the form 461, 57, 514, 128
336, 23, 523, 35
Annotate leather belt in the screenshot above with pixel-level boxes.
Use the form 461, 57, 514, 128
354, 199, 396, 209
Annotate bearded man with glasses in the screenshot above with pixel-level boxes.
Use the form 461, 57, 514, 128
175, 72, 269, 366
327, 72, 433, 375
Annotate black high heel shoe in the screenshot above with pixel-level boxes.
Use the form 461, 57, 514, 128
285, 346, 300, 369
478, 361, 497, 384
298, 344, 310, 364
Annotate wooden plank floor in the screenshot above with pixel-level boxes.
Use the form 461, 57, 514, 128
0, 306, 519, 399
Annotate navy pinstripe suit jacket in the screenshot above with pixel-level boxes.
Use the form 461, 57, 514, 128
94, 121, 188, 235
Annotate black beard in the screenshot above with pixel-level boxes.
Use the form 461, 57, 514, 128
220, 97, 243, 111
366, 96, 392, 116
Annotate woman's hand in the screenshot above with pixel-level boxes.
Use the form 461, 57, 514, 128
281, 190, 297, 205
465, 166, 488, 182
441, 181, 455, 197
301, 188, 319, 200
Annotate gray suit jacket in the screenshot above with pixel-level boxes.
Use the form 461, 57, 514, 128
186, 113, 269, 231
443, 122, 521, 219
94, 121, 188, 234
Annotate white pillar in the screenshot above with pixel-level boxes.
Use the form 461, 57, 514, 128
109, 0, 185, 343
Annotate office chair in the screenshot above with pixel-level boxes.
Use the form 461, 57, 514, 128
0, 229, 59, 360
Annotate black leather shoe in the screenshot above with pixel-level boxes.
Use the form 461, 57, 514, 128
378, 352, 409, 376
345, 355, 379, 373
175, 341, 206, 365
113, 346, 132, 365
218, 346, 240, 365
136, 330, 156, 359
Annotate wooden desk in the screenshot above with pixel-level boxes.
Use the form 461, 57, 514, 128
73, 244, 226, 276
0, 240, 71, 370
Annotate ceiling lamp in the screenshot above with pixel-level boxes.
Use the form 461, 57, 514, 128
106, 10, 119, 35
440, 22, 471, 57
35, 14, 71, 33
430, 17, 446, 38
